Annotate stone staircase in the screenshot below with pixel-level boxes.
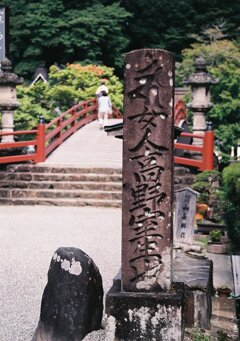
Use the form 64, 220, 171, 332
0, 164, 122, 207
0, 164, 196, 207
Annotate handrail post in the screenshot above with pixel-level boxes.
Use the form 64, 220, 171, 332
71, 107, 77, 131
93, 97, 98, 119
35, 116, 46, 162
202, 121, 214, 170
57, 116, 63, 143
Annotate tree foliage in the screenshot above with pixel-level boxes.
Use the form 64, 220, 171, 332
2, 0, 240, 162
222, 163, 240, 252
176, 39, 240, 162
4, 0, 130, 77
14, 63, 123, 131
121, 0, 240, 60
2, 0, 240, 78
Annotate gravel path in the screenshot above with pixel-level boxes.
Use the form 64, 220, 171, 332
0, 206, 121, 341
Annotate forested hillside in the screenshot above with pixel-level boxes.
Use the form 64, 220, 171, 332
1, 0, 239, 161
2, 0, 240, 78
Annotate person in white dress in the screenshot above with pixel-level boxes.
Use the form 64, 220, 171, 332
97, 90, 112, 129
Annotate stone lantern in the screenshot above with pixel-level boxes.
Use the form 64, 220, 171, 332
184, 57, 218, 145
0, 58, 23, 142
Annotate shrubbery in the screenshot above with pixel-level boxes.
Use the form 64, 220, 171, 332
222, 162, 240, 252
15, 63, 123, 131
191, 170, 225, 222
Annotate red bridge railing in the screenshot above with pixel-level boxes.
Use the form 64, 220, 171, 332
0, 98, 122, 165
0, 128, 45, 164
45, 98, 97, 157
174, 123, 214, 171
0, 98, 213, 171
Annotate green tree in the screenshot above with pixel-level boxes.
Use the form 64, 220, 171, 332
15, 63, 123, 131
4, 1, 130, 78
15, 82, 51, 131
120, 0, 240, 60
5, 0, 240, 79
176, 39, 240, 163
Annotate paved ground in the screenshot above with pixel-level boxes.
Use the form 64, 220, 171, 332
0, 206, 121, 341
0, 205, 235, 341
0, 120, 236, 340
0, 120, 123, 341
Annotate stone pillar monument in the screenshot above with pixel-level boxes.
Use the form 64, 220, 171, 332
106, 49, 184, 341
184, 57, 218, 145
0, 58, 23, 142
122, 49, 174, 292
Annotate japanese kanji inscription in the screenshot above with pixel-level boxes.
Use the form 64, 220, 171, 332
122, 49, 174, 292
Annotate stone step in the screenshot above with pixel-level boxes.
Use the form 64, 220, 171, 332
0, 188, 122, 200
0, 171, 192, 186
0, 197, 121, 208
6, 164, 122, 175
0, 172, 122, 182
0, 164, 197, 206
0, 180, 122, 191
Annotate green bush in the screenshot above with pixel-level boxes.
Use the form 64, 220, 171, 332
222, 162, 240, 252
191, 170, 220, 204
209, 230, 222, 243
191, 170, 225, 222
186, 328, 211, 341
15, 63, 123, 131
191, 181, 210, 203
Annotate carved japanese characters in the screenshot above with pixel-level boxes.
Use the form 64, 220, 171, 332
122, 49, 175, 292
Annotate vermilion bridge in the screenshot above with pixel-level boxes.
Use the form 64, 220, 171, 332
0, 98, 214, 171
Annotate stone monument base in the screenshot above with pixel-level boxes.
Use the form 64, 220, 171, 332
105, 279, 184, 341
173, 253, 213, 329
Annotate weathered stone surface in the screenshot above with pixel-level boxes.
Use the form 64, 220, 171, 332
6, 164, 122, 174
174, 188, 198, 245
207, 243, 227, 254
122, 48, 175, 292
211, 296, 239, 338
0, 189, 9, 197
173, 253, 213, 328
32, 247, 103, 341
0, 166, 122, 207
0, 59, 24, 143
193, 290, 210, 329
0, 197, 122, 207
106, 280, 184, 341
184, 57, 218, 147
105, 48, 185, 341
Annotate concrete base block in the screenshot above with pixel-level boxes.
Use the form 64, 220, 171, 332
105, 281, 184, 341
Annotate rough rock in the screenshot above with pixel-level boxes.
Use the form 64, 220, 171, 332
32, 247, 103, 341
